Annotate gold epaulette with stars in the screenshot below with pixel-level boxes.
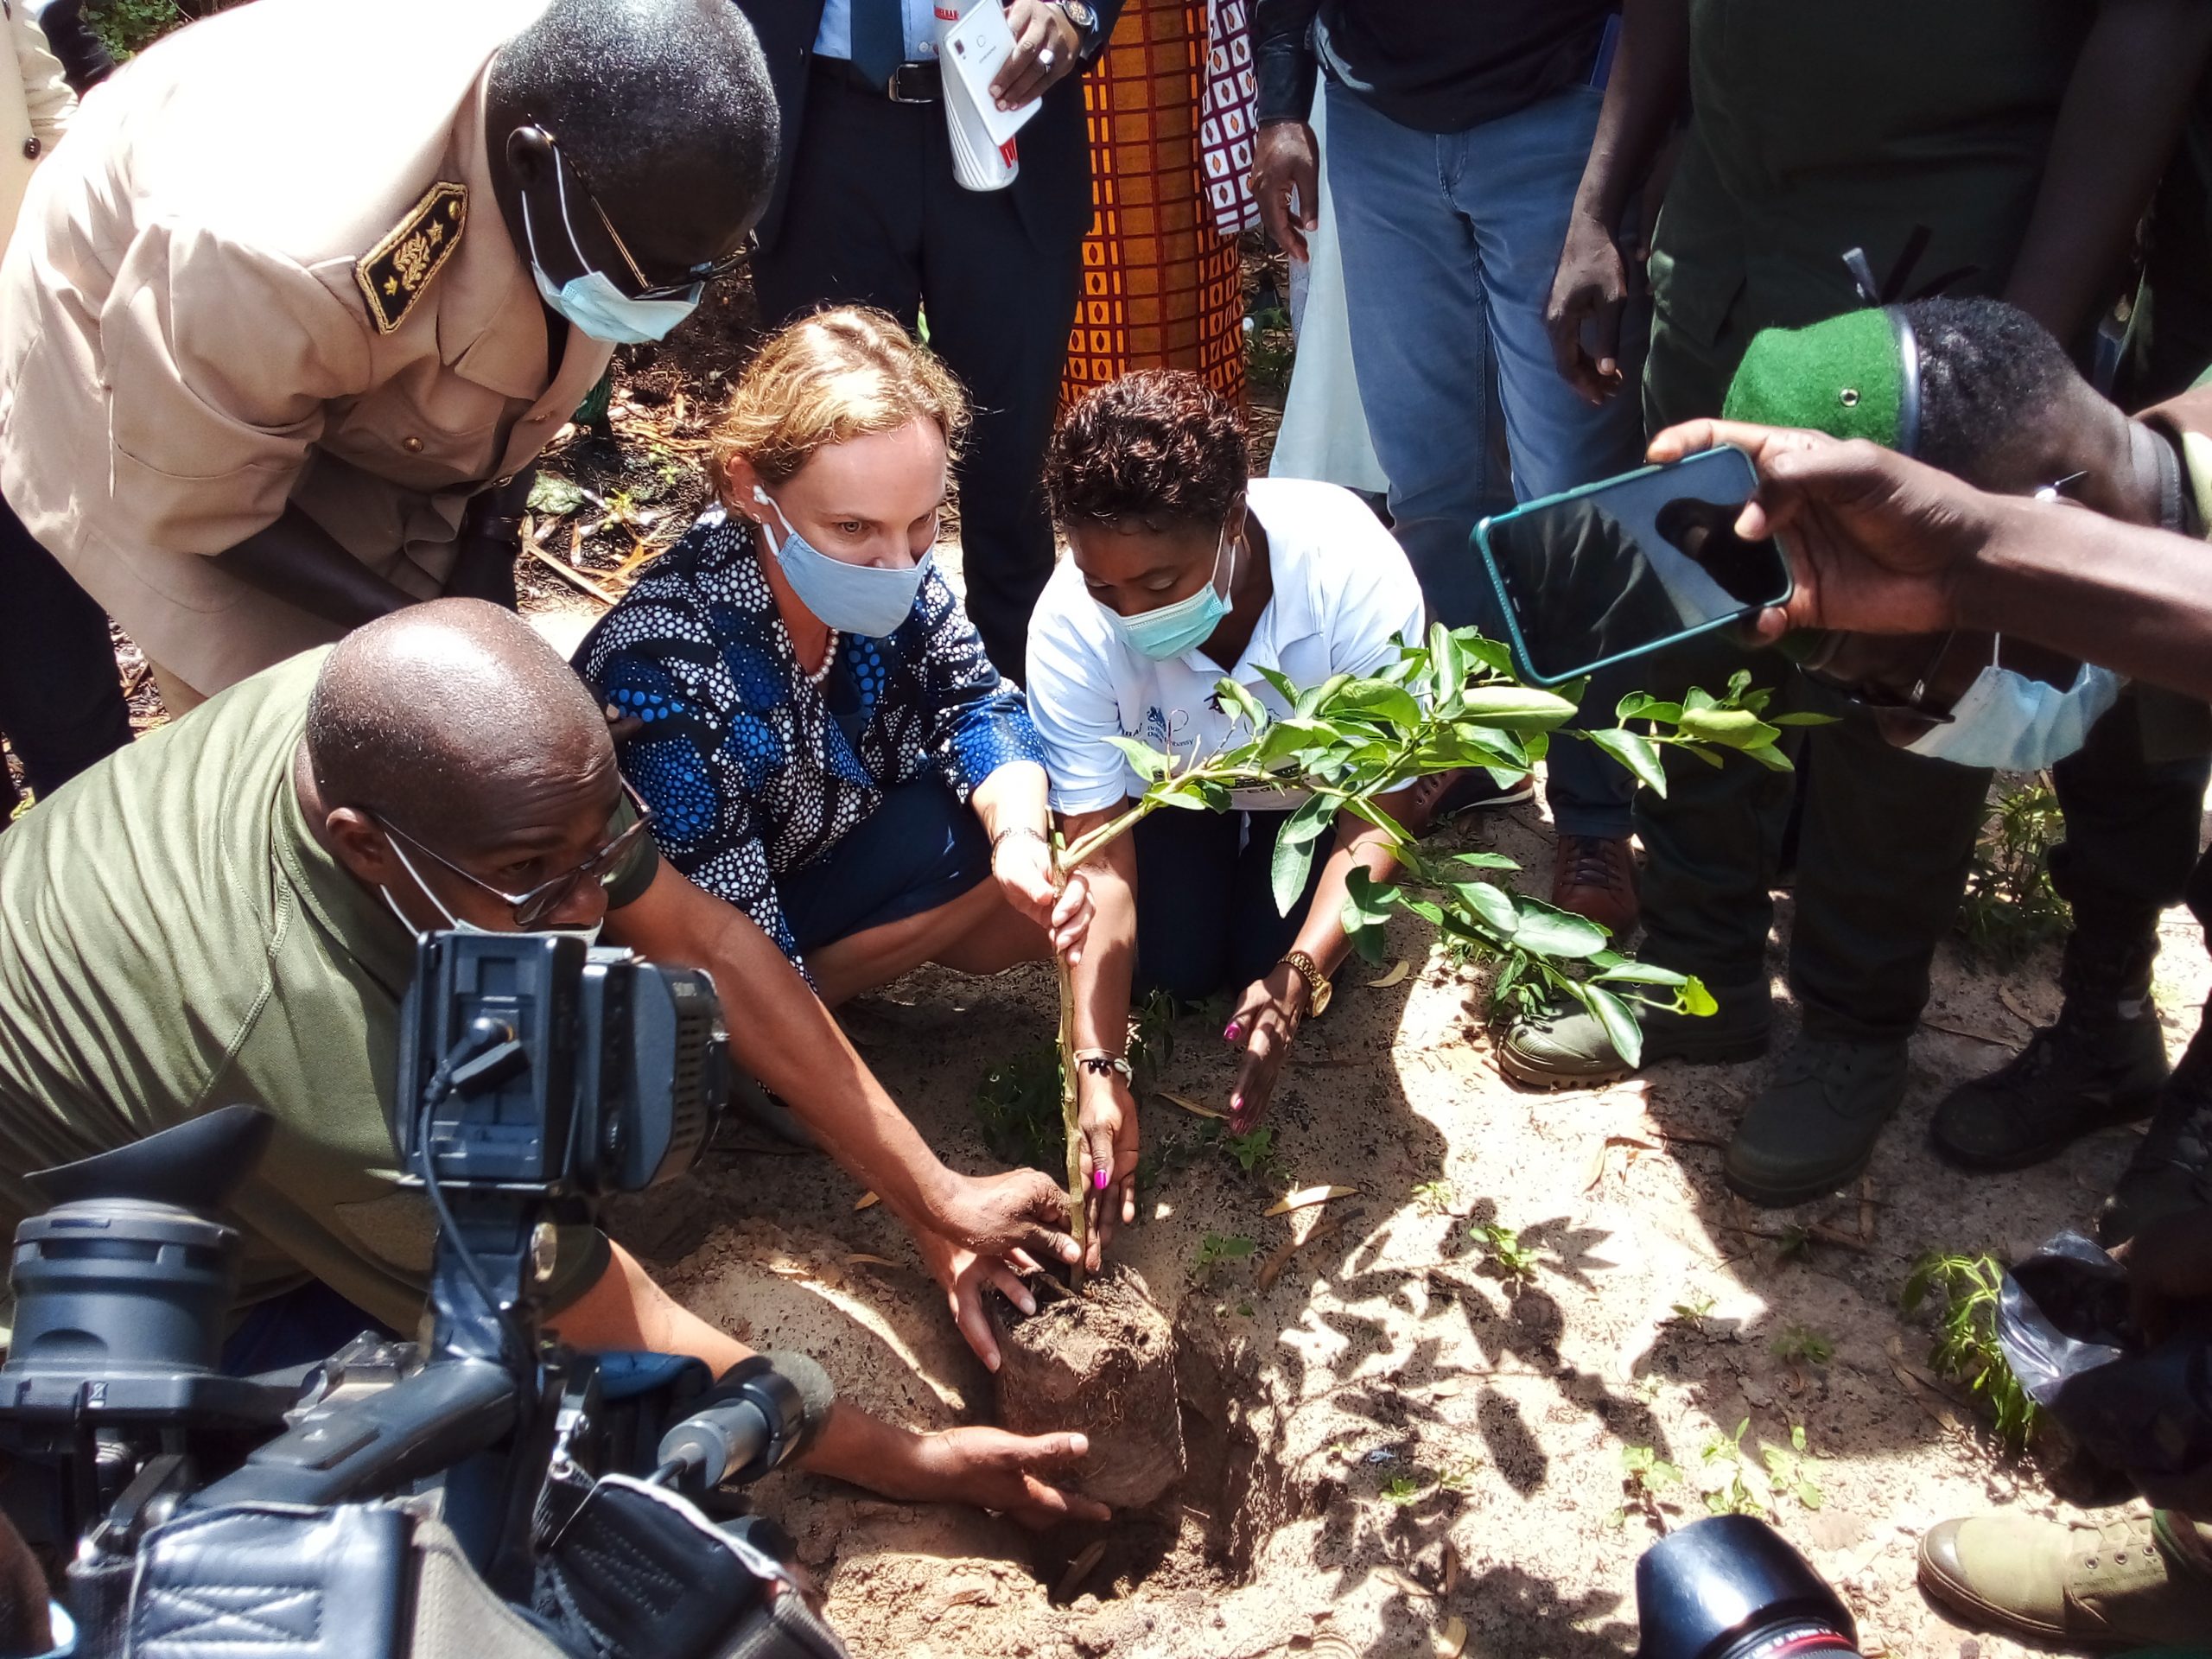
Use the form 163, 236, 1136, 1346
353, 181, 467, 335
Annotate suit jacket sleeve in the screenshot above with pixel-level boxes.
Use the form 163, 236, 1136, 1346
95, 225, 371, 559
10, 6, 71, 148
1255, 0, 1324, 125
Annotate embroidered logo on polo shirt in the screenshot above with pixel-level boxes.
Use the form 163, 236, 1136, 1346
353, 181, 467, 335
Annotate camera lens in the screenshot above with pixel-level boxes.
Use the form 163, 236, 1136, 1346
1634, 1516, 1860, 1659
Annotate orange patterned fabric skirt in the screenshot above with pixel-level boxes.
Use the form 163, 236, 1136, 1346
1062, 0, 1246, 404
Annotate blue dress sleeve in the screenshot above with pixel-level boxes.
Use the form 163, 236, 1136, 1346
575, 536, 806, 968
910, 563, 1047, 800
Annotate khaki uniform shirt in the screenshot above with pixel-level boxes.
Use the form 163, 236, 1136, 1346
0, 1, 70, 262
0, 650, 654, 1338
0, 0, 614, 696
1646, 0, 2093, 428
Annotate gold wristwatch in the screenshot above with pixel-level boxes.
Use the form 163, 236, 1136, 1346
1279, 950, 1332, 1016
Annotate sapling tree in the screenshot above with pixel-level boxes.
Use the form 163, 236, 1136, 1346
1045, 625, 1796, 1275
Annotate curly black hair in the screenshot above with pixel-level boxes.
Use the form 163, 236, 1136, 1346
1045, 371, 1249, 530
1904, 296, 2081, 480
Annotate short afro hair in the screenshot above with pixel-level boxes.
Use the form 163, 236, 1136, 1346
1905, 296, 2082, 480
1046, 371, 1249, 531
490, 0, 778, 219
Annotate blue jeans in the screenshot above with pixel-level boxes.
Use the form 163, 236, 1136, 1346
1326, 80, 1648, 839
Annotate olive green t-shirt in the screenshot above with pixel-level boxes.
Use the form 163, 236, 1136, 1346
0, 648, 650, 1338
1648, 0, 2094, 424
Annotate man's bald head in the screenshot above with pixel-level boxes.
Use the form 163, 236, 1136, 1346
307, 600, 613, 851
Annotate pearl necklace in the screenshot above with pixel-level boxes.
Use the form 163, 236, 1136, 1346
806, 629, 840, 686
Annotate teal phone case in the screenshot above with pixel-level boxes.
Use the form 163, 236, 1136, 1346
1472, 446, 1789, 688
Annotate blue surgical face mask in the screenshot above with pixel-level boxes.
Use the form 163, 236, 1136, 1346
753, 486, 928, 639
519, 161, 700, 345
1106, 530, 1236, 661
378, 836, 604, 947
1904, 640, 2122, 771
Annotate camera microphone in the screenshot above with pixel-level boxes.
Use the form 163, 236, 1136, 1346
652, 1352, 836, 1492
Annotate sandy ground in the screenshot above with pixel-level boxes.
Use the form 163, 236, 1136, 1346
624, 754, 2212, 1659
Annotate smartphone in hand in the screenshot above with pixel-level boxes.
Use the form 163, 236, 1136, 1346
1476, 446, 1790, 687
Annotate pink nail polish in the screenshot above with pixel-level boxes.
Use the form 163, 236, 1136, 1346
1224, 1021, 1242, 1042
1093, 1168, 1109, 1190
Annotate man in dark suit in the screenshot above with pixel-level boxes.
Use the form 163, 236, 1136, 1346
739, 0, 1122, 681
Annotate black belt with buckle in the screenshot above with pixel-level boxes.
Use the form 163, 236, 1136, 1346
815, 55, 942, 103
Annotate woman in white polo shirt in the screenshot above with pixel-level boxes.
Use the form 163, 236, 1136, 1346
1028, 371, 1430, 1264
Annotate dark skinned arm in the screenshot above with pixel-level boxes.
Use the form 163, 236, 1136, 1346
212, 505, 414, 630
1651, 418, 2212, 703
603, 862, 1080, 1367
2003, 0, 2212, 341
1057, 802, 1140, 1270
1544, 0, 1690, 404
1249, 0, 1328, 259
1224, 785, 1419, 1132
546, 1242, 1107, 1526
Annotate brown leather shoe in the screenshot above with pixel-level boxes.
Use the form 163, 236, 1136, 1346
1551, 833, 1639, 937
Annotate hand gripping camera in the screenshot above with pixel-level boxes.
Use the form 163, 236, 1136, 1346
0, 933, 850, 1659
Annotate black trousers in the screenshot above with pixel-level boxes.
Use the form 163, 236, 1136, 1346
2050, 687, 2212, 955
1132, 805, 1331, 1004
0, 494, 130, 815
750, 71, 1087, 681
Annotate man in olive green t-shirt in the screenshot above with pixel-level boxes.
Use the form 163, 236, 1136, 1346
0, 600, 1107, 1526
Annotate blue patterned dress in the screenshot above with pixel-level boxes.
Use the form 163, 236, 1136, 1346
574, 508, 1046, 966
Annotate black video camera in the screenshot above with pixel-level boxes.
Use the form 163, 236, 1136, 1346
0, 932, 848, 1659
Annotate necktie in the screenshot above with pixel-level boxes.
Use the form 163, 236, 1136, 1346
849, 0, 908, 87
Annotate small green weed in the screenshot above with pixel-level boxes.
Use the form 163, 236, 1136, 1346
1412, 1179, 1461, 1216
1434, 1456, 1481, 1495
1380, 1471, 1425, 1506
1700, 1420, 1768, 1519
1903, 1251, 2042, 1452
1759, 1424, 1825, 1511
1956, 780, 2071, 968
1219, 1124, 1280, 1180
1471, 1223, 1541, 1283
1770, 1325, 1834, 1367
1775, 1224, 1815, 1262
971, 1039, 1064, 1174
1669, 1293, 1717, 1329
89, 0, 197, 60
1193, 1232, 1256, 1281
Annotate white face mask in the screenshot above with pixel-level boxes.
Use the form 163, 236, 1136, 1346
518, 156, 701, 345
1904, 639, 2123, 772
378, 836, 604, 947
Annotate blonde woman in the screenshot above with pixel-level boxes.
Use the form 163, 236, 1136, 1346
576, 307, 1091, 1007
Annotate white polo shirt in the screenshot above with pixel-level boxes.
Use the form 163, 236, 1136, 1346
1027, 476, 1426, 814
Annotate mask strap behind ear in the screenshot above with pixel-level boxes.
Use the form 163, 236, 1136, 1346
1889, 306, 1923, 461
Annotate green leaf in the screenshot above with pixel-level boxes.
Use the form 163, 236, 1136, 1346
1739, 741, 1796, 772
1675, 706, 1777, 747
1677, 976, 1719, 1017
1271, 794, 1336, 916
1334, 681, 1424, 730
1450, 851, 1520, 871
1214, 677, 1268, 729
1616, 692, 1683, 724
1342, 867, 1399, 930
1594, 960, 1691, 988
1453, 632, 1516, 676
528, 473, 586, 515
1586, 984, 1643, 1069
1454, 880, 1520, 939
1428, 622, 1465, 707
1255, 664, 1300, 705
1294, 672, 1354, 719
1509, 900, 1611, 960
1456, 684, 1580, 728
1586, 728, 1668, 794
1108, 735, 1173, 781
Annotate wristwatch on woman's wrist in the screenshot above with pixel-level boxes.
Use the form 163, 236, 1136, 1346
1278, 950, 1332, 1016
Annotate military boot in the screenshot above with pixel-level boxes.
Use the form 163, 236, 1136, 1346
1724, 1034, 1908, 1206
1918, 1506, 2212, 1650
1494, 977, 1770, 1088
2099, 1014, 2212, 1247
1932, 932, 2169, 1172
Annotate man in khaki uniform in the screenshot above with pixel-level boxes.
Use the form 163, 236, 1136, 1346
0, 0, 774, 709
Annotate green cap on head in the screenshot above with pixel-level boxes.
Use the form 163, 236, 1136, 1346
1722, 306, 1921, 455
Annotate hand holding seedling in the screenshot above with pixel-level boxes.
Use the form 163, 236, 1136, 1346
1075, 1063, 1139, 1270
1043, 626, 1791, 1283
